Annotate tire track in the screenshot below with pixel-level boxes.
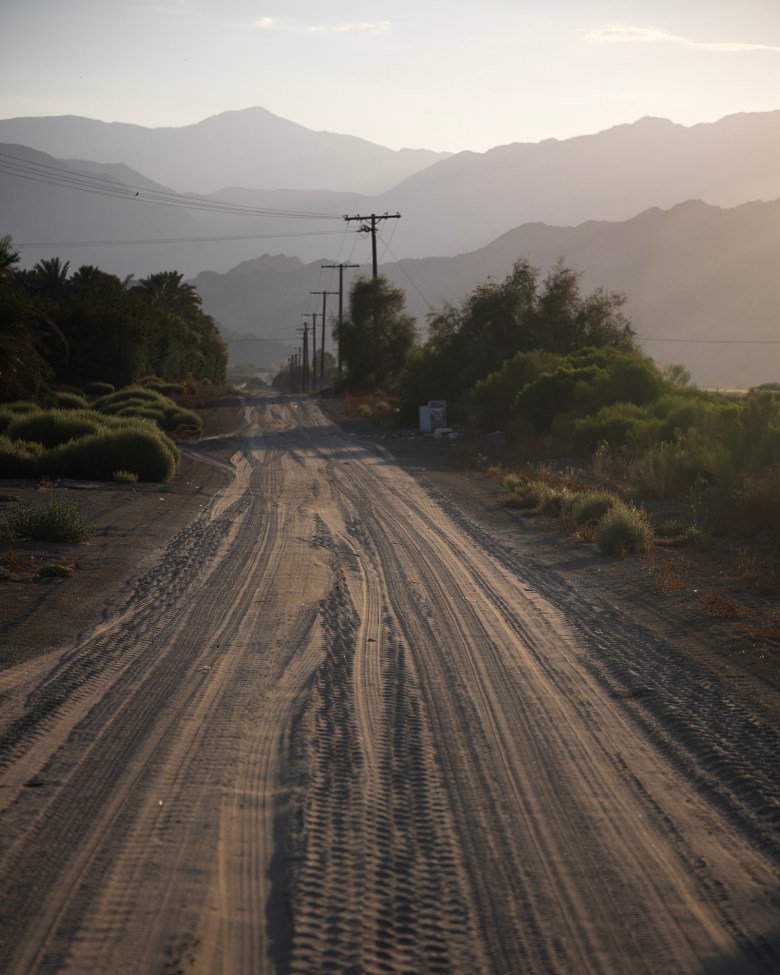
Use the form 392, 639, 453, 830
286, 516, 484, 975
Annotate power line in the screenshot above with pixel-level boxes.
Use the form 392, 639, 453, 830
0, 151, 344, 219
17, 231, 346, 248
381, 241, 433, 311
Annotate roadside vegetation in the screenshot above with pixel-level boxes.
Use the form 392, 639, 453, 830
316, 257, 779, 643
0, 234, 227, 487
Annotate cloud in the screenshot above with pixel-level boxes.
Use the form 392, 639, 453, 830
584, 25, 780, 53
307, 21, 391, 34
254, 17, 274, 28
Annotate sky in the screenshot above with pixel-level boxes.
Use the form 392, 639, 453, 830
2, 0, 780, 153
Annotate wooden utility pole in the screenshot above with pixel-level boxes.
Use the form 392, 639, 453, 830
310, 289, 338, 389
343, 212, 400, 278
300, 314, 316, 392
321, 263, 359, 380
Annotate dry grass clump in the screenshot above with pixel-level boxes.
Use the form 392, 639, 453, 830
651, 555, 693, 595
697, 591, 750, 620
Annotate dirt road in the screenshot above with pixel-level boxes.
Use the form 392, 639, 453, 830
0, 394, 778, 974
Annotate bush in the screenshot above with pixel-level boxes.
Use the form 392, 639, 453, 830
3, 498, 95, 543
566, 490, 620, 527
596, 502, 654, 555
571, 402, 661, 451
94, 387, 202, 435
0, 437, 43, 477
5, 409, 104, 449
94, 386, 169, 412
0, 402, 39, 433
539, 487, 573, 517
42, 425, 179, 483
52, 391, 89, 410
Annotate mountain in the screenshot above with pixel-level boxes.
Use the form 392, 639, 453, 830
0, 107, 450, 195
2, 110, 779, 278
194, 198, 780, 390
367, 110, 780, 259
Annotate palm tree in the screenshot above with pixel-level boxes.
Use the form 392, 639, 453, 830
30, 256, 71, 300
132, 270, 201, 317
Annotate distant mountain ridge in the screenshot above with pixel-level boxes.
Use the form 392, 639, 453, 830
0, 107, 450, 195
2, 109, 779, 277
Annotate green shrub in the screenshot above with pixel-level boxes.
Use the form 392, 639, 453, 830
747, 426, 780, 474
162, 405, 202, 433
94, 387, 169, 413
501, 472, 525, 495
539, 487, 573, 517
41, 425, 179, 482
596, 502, 654, 555
52, 391, 89, 410
94, 387, 202, 435
144, 379, 186, 397
5, 409, 105, 449
0, 402, 39, 433
567, 490, 620, 526
3, 498, 95, 543
0, 437, 43, 477
571, 402, 661, 451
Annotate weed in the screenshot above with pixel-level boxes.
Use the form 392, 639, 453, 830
4, 498, 95, 543
595, 502, 655, 556
2, 547, 26, 574
113, 470, 140, 485
567, 490, 620, 528
698, 592, 750, 620
652, 556, 692, 594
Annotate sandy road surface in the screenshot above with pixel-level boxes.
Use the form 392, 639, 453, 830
0, 394, 778, 974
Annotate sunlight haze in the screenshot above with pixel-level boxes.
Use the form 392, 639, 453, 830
2, 0, 779, 151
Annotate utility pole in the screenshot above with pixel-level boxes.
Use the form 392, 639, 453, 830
321, 263, 359, 380
300, 314, 316, 392
343, 212, 400, 279
310, 289, 338, 389
297, 322, 311, 393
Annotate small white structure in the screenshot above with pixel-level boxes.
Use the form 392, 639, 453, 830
419, 400, 448, 433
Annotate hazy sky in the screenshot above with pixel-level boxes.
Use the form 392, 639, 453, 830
2, 0, 779, 152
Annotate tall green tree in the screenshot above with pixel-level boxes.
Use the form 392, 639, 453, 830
0, 239, 67, 400
409, 258, 638, 406
29, 257, 72, 301
335, 275, 417, 389
132, 271, 201, 317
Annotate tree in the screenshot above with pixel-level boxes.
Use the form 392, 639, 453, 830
0, 238, 67, 400
335, 275, 416, 389
405, 258, 638, 408
132, 271, 200, 317
29, 257, 71, 300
